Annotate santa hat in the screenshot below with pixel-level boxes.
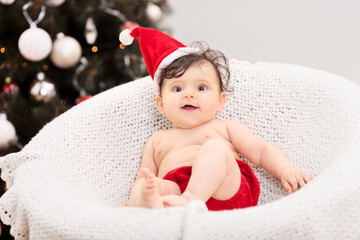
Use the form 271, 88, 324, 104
119, 27, 198, 92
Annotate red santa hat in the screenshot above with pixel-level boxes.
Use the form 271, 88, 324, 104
119, 27, 198, 92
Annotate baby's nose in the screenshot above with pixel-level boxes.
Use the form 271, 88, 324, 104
183, 89, 195, 98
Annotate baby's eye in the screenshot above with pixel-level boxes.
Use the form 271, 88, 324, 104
197, 85, 207, 91
173, 87, 182, 92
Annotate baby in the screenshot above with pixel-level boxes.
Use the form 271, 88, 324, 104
120, 27, 312, 210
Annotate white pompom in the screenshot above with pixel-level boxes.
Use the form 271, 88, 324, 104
0, 113, 16, 150
119, 29, 134, 46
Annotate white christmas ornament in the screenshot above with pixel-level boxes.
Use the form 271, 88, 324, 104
119, 29, 134, 46
145, 3, 162, 22
50, 33, 82, 69
18, 2, 52, 62
44, 0, 66, 7
18, 27, 52, 62
0, 0, 15, 5
0, 113, 16, 150
84, 17, 98, 44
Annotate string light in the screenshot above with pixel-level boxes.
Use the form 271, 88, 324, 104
119, 43, 125, 49
43, 64, 49, 71
0, 47, 5, 54
22, 62, 28, 68
91, 45, 98, 53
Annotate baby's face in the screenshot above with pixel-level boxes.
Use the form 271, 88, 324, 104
156, 61, 226, 129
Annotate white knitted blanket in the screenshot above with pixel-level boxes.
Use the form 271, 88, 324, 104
1, 59, 359, 240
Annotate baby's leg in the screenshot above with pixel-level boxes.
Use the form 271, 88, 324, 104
163, 139, 240, 207
126, 168, 181, 208
137, 168, 163, 208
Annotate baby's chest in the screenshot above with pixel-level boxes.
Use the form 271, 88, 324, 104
168, 130, 217, 146
155, 130, 223, 156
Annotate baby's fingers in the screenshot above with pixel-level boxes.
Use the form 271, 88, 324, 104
296, 174, 306, 188
120, 200, 129, 207
303, 173, 313, 183
283, 173, 313, 194
282, 177, 298, 194
281, 180, 293, 194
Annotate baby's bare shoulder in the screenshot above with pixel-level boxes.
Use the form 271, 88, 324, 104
150, 128, 174, 141
217, 119, 251, 135
216, 119, 243, 127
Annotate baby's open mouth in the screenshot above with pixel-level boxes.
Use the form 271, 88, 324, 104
182, 105, 198, 111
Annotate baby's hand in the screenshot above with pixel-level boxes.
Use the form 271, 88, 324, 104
280, 167, 312, 194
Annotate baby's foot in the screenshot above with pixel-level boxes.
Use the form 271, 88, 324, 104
139, 168, 164, 208
162, 194, 191, 207
120, 200, 129, 207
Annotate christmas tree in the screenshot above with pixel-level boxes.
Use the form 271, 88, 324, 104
0, 0, 170, 153
0, 0, 169, 238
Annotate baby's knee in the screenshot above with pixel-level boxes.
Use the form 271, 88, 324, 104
202, 139, 233, 158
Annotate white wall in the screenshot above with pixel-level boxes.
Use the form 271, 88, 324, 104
160, 0, 360, 85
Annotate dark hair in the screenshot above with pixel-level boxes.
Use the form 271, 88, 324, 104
159, 41, 232, 92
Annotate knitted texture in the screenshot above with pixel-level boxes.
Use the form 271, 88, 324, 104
1, 59, 360, 239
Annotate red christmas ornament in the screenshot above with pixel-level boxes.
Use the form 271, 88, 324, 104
75, 95, 92, 105
122, 21, 139, 31
2, 83, 19, 94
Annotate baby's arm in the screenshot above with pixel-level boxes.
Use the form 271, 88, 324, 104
122, 134, 158, 206
135, 134, 158, 180
226, 120, 312, 193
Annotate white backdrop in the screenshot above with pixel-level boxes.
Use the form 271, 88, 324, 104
160, 0, 360, 85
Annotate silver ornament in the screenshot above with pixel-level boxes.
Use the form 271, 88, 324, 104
30, 72, 56, 103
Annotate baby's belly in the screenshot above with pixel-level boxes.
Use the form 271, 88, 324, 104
157, 145, 201, 178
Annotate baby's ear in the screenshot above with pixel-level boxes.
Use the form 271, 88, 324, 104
155, 95, 166, 115
217, 92, 226, 112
